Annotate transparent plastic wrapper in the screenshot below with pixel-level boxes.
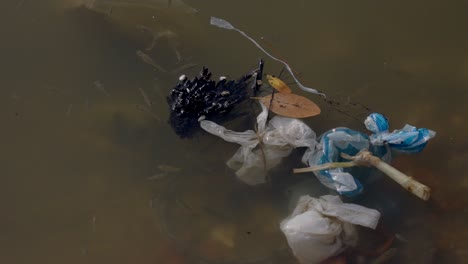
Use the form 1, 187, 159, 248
303, 113, 436, 196
280, 195, 380, 264
200, 103, 317, 185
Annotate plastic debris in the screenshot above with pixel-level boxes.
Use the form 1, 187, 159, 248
296, 149, 432, 200
200, 103, 317, 185
302, 128, 369, 196
301, 113, 436, 196
167, 65, 260, 138
210, 16, 325, 97
365, 113, 436, 153
280, 195, 381, 264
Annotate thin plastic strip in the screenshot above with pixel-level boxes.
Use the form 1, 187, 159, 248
210, 17, 326, 97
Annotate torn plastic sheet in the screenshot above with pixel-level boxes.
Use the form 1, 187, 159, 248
302, 113, 436, 196
280, 195, 380, 264
200, 103, 317, 185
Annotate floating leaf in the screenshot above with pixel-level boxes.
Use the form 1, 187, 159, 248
259, 93, 321, 118
266, 74, 292, 94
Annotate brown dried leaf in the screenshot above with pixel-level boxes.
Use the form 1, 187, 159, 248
260, 93, 321, 118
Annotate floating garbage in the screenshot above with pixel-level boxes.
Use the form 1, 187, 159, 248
200, 102, 317, 185
167, 61, 263, 138
210, 17, 325, 97
200, 96, 435, 199
365, 113, 435, 153
160, 23, 439, 263
296, 113, 436, 199
280, 195, 381, 264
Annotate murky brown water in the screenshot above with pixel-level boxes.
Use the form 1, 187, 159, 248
1, 0, 467, 263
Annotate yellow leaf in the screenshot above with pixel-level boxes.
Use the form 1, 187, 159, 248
266, 75, 292, 94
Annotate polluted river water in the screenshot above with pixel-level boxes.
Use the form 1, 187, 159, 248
0, 0, 467, 263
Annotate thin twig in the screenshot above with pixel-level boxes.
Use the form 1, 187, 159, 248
252, 59, 264, 95
293, 161, 356, 173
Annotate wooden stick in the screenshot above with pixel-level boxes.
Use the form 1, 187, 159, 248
293, 150, 431, 201
341, 151, 431, 200
367, 156, 431, 201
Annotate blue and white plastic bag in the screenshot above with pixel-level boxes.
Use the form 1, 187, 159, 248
303, 113, 436, 196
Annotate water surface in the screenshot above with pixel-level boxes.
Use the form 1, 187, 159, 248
1, 0, 467, 263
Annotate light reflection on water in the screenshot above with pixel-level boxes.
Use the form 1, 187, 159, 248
0, 0, 467, 263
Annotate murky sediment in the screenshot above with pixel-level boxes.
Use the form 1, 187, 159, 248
0, 0, 467, 263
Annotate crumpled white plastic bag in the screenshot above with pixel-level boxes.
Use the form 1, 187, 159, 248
280, 195, 381, 264
200, 103, 317, 185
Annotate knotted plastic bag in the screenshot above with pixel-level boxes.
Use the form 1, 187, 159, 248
302, 113, 436, 196
365, 113, 436, 153
302, 128, 370, 196
200, 103, 317, 185
280, 195, 381, 264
